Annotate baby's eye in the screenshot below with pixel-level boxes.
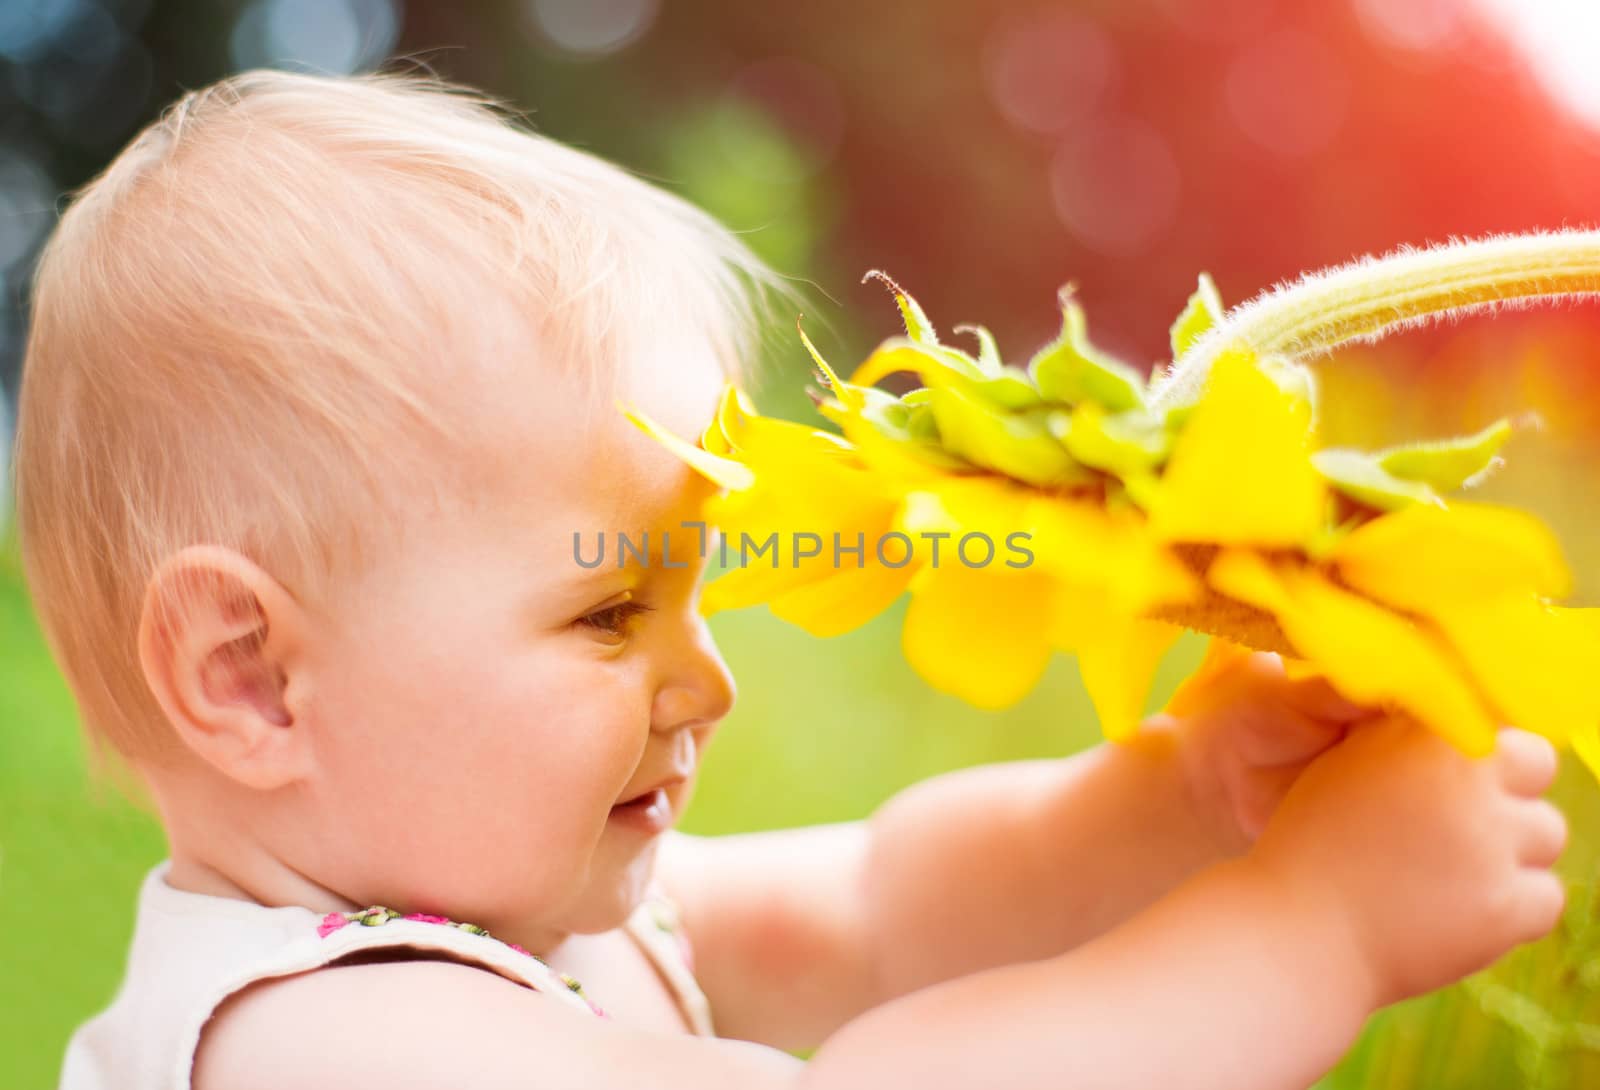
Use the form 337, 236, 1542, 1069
574, 599, 654, 643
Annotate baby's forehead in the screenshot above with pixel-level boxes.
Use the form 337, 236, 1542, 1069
472, 335, 728, 530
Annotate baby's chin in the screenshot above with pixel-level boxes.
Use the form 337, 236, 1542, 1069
555, 838, 664, 935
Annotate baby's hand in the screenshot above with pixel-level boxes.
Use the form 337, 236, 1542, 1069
1250, 717, 1568, 1007
1157, 648, 1378, 855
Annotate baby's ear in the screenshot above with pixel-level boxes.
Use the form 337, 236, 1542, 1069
138, 545, 311, 790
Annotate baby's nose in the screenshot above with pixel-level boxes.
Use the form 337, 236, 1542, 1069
651, 638, 736, 734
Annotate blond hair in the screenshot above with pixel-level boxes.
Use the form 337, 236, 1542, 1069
13, 68, 787, 766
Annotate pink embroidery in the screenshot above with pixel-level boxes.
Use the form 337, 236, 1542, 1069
314, 905, 607, 1015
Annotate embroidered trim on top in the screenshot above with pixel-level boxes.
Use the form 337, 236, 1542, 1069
644, 895, 697, 974
316, 906, 608, 1018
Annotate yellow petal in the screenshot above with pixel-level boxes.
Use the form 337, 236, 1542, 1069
707, 445, 899, 552
1028, 497, 1200, 617
1333, 501, 1571, 608
1424, 596, 1600, 747
1147, 349, 1325, 547
700, 560, 829, 616
1076, 619, 1183, 741
1573, 729, 1600, 783
902, 564, 1056, 710
1209, 550, 1498, 755
623, 403, 755, 491
896, 475, 1034, 539
768, 559, 919, 638
1564, 608, 1600, 782
700, 384, 752, 455
849, 341, 970, 388
701, 455, 905, 619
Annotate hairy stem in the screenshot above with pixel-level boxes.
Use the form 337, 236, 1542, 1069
1149, 230, 1600, 410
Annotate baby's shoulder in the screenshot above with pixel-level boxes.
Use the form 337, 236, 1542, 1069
192, 958, 575, 1090
191, 958, 801, 1090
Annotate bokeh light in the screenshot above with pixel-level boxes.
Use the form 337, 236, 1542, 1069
0, 149, 56, 272
1354, 0, 1467, 53
724, 57, 845, 178
1049, 114, 1181, 258
1473, 0, 1600, 131
982, 8, 1117, 136
0, 0, 91, 62
229, 0, 399, 74
523, 0, 658, 58
1224, 27, 1349, 159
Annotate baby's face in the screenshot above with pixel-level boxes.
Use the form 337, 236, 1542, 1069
293, 340, 735, 940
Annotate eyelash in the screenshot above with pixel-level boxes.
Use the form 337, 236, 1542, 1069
576, 600, 655, 641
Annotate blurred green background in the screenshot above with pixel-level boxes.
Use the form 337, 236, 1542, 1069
4, 1, 1600, 1087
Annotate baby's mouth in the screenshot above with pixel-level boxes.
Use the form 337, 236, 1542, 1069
614, 787, 666, 811
608, 787, 674, 833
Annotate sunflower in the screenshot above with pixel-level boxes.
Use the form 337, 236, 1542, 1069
627, 238, 1600, 777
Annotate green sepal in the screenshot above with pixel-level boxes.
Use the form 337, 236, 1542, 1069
1375, 418, 1513, 492
927, 384, 1094, 487
970, 366, 1044, 410
1312, 448, 1446, 512
1058, 403, 1174, 480
815, 384, 971, 472
1170, 272, 1225, 360
1028, 295, 1147, 412
954, 323, 1004, 372
865, 270, 940, 347
905, 401, 942, 442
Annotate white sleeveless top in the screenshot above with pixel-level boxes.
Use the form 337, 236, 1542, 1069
59, 860, 715, 1090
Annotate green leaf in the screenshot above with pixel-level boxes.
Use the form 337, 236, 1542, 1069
1312, 448, 1445, 512
1375, 418, 1513, 492
1169, 272, 1225, 360
1027, 295, 1147, 412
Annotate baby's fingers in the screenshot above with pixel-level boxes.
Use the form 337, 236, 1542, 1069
1495, 727, 1560, 797
1504, 870, 1567, 947
1515, 799, 1569, 869
1280, 676, 1380, 725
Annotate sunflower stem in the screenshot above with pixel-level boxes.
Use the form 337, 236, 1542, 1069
1150, 229, 1600, 410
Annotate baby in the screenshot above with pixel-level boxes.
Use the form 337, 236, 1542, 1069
16, 70, 1568, 1090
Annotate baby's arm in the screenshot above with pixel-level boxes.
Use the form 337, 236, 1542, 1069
665, 653, 1365, 1049
194, 720, 1563, 1090
659, 722, 1220, 1048
191, 854, 1349, 1090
